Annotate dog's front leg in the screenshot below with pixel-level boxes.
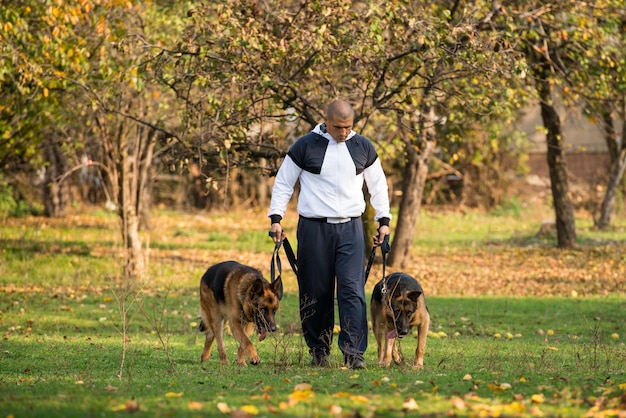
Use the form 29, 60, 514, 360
413, 320, 429, 369
231, 321, 260, 365
382, 336, 395, 367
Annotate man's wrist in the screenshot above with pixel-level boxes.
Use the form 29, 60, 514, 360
378, 217, 390, 227
270, 214, 282, 225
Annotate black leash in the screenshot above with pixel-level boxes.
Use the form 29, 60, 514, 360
364, 234, 391, 293
269, 232, 298, 295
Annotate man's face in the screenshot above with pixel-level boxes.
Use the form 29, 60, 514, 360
324, 116, 353, 142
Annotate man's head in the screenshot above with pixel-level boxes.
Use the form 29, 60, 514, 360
324, 100, 355, 142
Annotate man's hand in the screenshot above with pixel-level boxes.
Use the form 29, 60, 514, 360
373, 225, 390, 248
269, 223, 285, 243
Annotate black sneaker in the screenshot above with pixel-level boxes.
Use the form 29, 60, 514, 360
344, 355, 366, 369
310, 355, 329, 367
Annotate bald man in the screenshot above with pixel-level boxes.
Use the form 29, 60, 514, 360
268, 100, 391, 369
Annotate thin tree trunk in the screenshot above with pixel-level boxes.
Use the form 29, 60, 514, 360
595, 99, 626, 229
137, 127, 157, 231
596, 148, 626, 229
387, 107, 436, 269
117, 119, 145, 280
43, 137, 70, 218
536, 66, 577, 248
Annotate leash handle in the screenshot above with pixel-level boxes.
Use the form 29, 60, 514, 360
364, 234, 391, 292
269, 231, 283, 283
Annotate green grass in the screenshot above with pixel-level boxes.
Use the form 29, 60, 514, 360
1, 206, 626, 417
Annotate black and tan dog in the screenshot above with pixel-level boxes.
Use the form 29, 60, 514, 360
370, 272, 430, 369
199, 261, 283, 365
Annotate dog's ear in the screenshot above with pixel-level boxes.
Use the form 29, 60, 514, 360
270, 276, 283, 300
407, 290, 422, 302
250, 277, 265, 297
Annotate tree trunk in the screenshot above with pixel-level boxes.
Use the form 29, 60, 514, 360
387, 107, 437, 269
536, 69, 577, 248
596, 148, 626, 229
595, 99, 626, 229
118, 121, 145, 280
42, 138, 70, 218
137, 127, 157, 231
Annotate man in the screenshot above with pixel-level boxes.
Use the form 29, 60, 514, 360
268, 100, 391, 369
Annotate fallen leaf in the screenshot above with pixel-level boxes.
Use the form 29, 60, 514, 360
188, 401, 202, 410
217, 402, 231, 413
402, 397, 419, 411
125, 400, 140, 413
349, 395, 369, 403
165, 392, 183, 397
531, 393, 545, 404
451, 396, 466, 410
329, 404, 342, 416
239, 405, 259, 415
294, 383, 312, 391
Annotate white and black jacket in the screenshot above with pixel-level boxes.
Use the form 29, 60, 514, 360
268, 123, 391, 226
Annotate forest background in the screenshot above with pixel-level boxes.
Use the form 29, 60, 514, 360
2, 0, 626, 278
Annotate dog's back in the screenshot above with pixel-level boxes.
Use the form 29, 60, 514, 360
200, 260, 259, 307
199, 260, 282, 365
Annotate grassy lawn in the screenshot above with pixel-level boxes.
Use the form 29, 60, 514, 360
1, 205, 625, 417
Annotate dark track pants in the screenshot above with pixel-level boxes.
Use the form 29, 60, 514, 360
296, 217, 367, 359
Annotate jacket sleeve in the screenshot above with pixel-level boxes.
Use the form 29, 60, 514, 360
363, 157, 392, 222
267, 155, 302, 219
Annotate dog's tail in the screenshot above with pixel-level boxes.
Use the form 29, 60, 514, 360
197, 318, 207, 333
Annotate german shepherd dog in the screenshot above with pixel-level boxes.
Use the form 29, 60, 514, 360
199, 261, 283, 365
370, 272, 430, 369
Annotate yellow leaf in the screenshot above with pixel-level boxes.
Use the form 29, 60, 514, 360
165, 392, 183, 397
111, 404, 127, 412
332, 392, 350, 398
531, 394, 545, 404
349, 395, 369, 403
294, 383, 312, 391
289, 390, 314, 402
240, 405, 259, 415
43, 88, 49, 98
